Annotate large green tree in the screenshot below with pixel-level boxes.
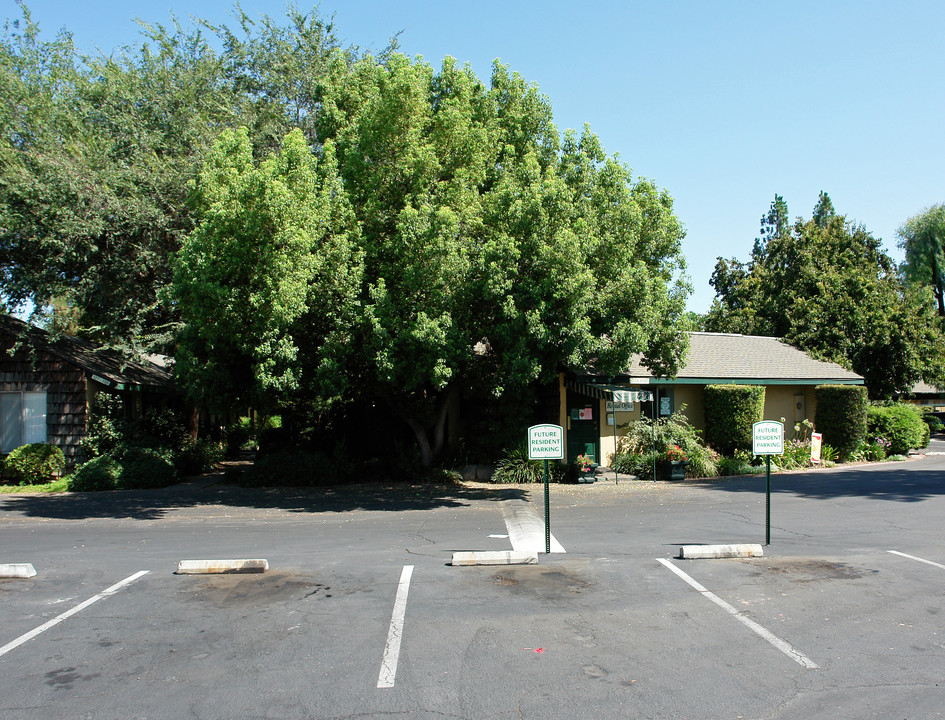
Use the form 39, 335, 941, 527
899, 203, 945, 322
705, 194, 945, 398
1, 7, 231, 349
173, 127, 363, 414
176, 54, 690, 465
0, 3, 357, 353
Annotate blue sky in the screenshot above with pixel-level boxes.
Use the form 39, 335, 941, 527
12, 0, 945, 312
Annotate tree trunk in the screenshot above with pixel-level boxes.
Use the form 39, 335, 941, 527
403, 414, 435, 468
430, 384, 457, 457
403, 385, 457, 468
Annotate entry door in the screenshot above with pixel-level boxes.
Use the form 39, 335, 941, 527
566, 393, 600, 464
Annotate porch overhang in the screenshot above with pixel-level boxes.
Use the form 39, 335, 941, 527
565, 380, 653, 402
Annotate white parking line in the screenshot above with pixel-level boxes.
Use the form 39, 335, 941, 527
888, 550, 945, 570
502, 501, 565, 553
0, 570, 150, 659
657, 559, 818, 669
377, 564, 414, 689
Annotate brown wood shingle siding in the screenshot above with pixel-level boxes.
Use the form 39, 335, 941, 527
1, 343, 88, 464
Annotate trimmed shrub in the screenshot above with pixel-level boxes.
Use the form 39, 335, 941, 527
923, 412, 944, 434
69, 455, 122, 491
815, 385, 867, 460
175, 437, 224, 475
703, 385, 765, 456
867, 403, 926, 456
68, 447, 179, 492
114, 446, 179, 489
3, 443, 66, 485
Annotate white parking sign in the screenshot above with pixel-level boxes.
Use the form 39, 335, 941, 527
528, 424, 564, 460
753, 421, 784, 456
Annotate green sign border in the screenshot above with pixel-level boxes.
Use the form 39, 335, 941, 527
752, 420, 784, 456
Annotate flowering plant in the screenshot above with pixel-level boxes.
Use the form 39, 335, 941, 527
576, 453, 593, 471
665, 445, 688, 462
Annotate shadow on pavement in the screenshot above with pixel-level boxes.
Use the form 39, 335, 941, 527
688, 462, 945, 503
0, 480, 527, 521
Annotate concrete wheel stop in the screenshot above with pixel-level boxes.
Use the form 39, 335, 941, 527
677, 544, 764, 559
175, 559, 269, 574
451, 551, 539, 566
0, 563, 37, 578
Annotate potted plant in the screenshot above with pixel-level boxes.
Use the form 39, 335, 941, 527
662, 445, 689, 480
574, 453, 596, 483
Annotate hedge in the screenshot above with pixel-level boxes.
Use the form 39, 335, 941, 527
815, 385, 867, 460
867, 403, 926, 456
703, 385, 765, 455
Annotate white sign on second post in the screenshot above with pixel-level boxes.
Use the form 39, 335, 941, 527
752, 421, 784, 456
528, 424, 563, 556
528, 424, 564, 460
752, 420, 784, 547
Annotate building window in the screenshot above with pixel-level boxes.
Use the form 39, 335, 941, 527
1, 391, 47, 453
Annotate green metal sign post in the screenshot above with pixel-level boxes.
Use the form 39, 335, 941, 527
765, 455, 772, 546
528, 424, 564, 555
543, 459, 551, 553
752, 421, 784, 546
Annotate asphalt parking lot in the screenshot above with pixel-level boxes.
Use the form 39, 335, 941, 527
2, 448, 945, 720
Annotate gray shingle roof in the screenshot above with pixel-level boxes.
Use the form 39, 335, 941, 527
626, 332, 863, 383
2, 314, 174, 391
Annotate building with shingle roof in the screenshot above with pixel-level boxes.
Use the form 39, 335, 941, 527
1, 314, 176, 465
560, 332, 864, 468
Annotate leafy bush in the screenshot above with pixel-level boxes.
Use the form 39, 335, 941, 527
852, 437, 890, 462
114, 446, 179, 489
69, 455, 122, 491
613, 449, 661, 480
819, 443, 839, 465
83, 395, 221, 484
491, 445, 568, 483
133, 407, 190, 451
175, 437, 224, 475
3, 443, 66, 485
815, 385, 867, 460
703, 385, 765, 456
226, 415, 284, 456
777, 438, 812, 470
867, 403, 926, 456
716, 455, 766, 477
617, 407, 717, 479
68, 447, 178, 492
923, 412, 944, 434
82, 393, 125, 459
492, 444, 544, 483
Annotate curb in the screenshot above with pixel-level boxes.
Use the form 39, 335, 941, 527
0, 563, 37, 578
678, 544, 764, 559
451, 551, 538, 566
175, 559, 269, 574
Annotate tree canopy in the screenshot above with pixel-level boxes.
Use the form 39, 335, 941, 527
2, 4, 690, 465
175, 52, 690, 464
0, 3, 359, 352
899, 203, 945, 322
705, 194, 945, 398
